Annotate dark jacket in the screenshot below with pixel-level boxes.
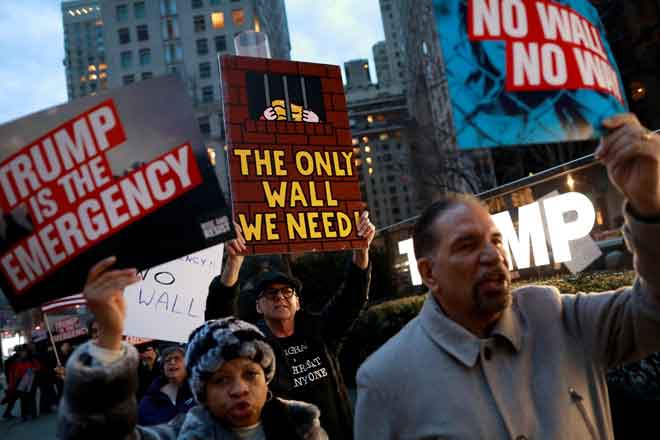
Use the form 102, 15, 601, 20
57, 342, 327, 440
206, 261, 371, 440
138, 375, 195, 426
137, 360, 162, 400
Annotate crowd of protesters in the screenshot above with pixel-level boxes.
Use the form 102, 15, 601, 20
0, 112, 659, 438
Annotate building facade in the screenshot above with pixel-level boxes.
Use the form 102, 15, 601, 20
344, 59, 373, 90
378, 0, 406, 85
394, 0, 497, 205
346, 78, 416, 229
62, 0, 290, 192
372, 41, 392, 86
61, 1, 106, 100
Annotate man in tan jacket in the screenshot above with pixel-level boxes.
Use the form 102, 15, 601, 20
355, 113, 660, 439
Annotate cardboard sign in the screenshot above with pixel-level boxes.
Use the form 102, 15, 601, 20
220, 55, 365, 254
122, 244, 223, 343
0, 75, 233, 311
434, 0, 627, 149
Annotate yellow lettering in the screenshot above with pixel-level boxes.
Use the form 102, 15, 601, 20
338, 212, 352, 237
290, 181, 308, 207
233, 149, 252, 176
324, 181, 338, 206
254, 150, 272, 176
308, 182, 323, 207
262, 181, 287, 208
238, 213, 262, 241
286, 212, 308, 239
314, 151, 332, 176
321, 212, 337, 238
273, 150, 287, 176
332, 152, 346, 176
307, 212, 322, 238
264, 213, 279, 240
341, 151, 353, 176
295, 151, 314, 176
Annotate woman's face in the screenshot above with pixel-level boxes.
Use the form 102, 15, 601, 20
205, 358, 268, 428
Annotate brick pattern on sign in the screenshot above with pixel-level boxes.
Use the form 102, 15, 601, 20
220, 55, 366, 254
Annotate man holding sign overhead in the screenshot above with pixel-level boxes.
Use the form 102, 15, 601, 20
206, 211, 375, 440
355, 113, 660, 439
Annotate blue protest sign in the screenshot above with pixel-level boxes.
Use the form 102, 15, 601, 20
434, 0, 627, 149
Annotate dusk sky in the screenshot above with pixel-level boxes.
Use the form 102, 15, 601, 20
0, 0, 385, 125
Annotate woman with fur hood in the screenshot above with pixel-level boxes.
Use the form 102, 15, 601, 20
57, 256, 327, 440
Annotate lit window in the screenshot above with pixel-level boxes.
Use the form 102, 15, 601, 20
116, 4, 128, 22
136, 24, 149, 41
118, 28, 130, 44
362, 136, 369, 143
88, 73, 98, 80
254, 16, 261, 32
352, 138, 358, 146
232, 9, 245, 26
211, 12, 225, 29
367, 115, 374, 123
199, 61, 211, 79
379, 133, 389, 141
99, 72, 107, 79
196, 38, 209, 55
366, 157, 372, 164
99, 63, 108, 70
368, 167, 374, 175
354, 159, 362, 167
194, 15, 206, 32
88, 65, 96, 72
364, 146, 371, 153
207, 147, 216, 165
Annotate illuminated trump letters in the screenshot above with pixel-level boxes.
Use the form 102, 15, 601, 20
399, 192, 597, 286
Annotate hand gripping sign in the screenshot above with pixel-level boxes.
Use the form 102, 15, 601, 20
220, 55, 366, 254
434, 0, 627, 149
0, 75, 233, 311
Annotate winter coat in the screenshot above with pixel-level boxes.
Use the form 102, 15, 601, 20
138, 375, 195, 426
57, 341, 327, 440
206, 261, 371, 440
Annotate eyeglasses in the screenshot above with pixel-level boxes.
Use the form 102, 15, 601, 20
259, 286, 296, 301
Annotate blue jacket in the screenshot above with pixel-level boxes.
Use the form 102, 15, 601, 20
138, 375, 195, 426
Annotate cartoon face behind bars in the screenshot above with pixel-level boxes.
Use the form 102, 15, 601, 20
247, 72, 325, 123
262, 100, 320, 123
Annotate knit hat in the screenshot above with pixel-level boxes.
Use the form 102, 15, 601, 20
185, 317, 275, 403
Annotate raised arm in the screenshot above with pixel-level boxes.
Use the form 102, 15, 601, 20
58, 257, 179, 440
205, 222, 246, 320
320, 211, 375, 345
564, 114, 660, 368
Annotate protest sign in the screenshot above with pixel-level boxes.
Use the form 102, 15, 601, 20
123, 243, 223, 343
220, 55, 366, 254
0, 75, 233, 311
434, 0, 627, 149
52, 316, 87, 342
